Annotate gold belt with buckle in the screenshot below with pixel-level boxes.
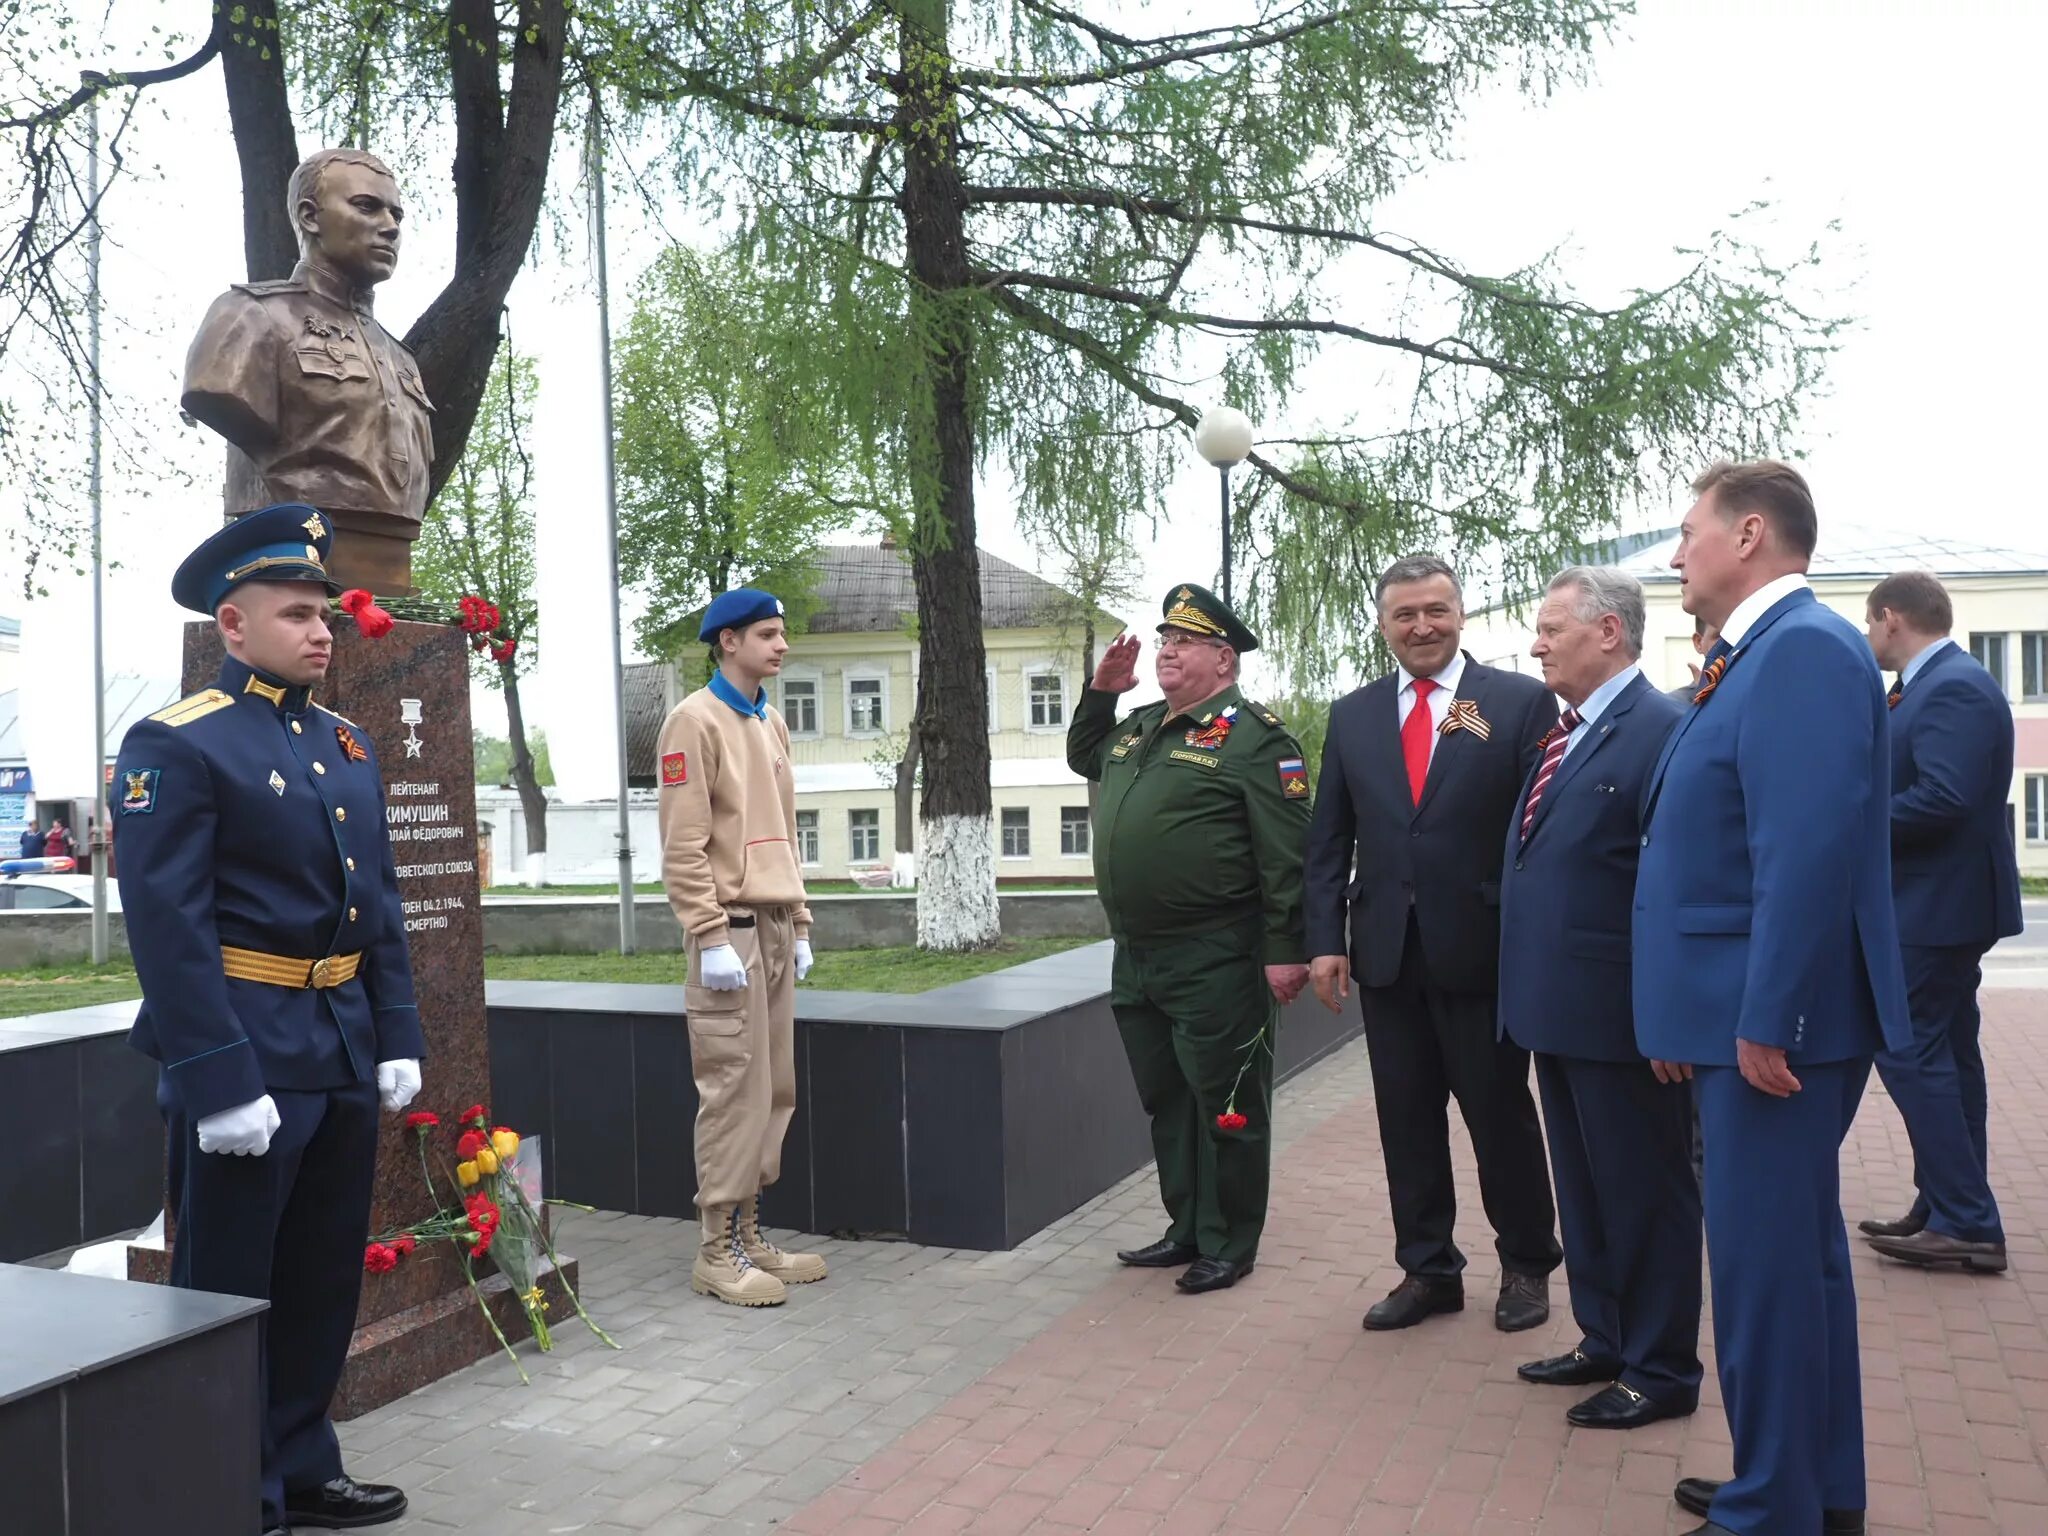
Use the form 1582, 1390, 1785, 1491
221, 945, 363, 989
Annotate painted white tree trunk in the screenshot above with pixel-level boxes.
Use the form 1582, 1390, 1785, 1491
523, 850, 547, 888
916, 813, 999, 950
891, 850, 917, 888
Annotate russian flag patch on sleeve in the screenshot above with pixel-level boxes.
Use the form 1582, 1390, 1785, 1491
1277, 756, 1309, 798
661, 751, 688, 786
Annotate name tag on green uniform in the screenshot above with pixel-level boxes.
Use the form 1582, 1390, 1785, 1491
1168, 749, 1220, 769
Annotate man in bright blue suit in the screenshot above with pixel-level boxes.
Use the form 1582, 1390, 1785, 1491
115, 503, 422, 1536
1856, 569, 2022, 1272
1499, 566, 1699, 1431
1637, 460, 1909, 1536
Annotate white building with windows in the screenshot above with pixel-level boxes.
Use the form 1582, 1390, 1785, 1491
643, 543, 1114, 883
1465, 524, 2048, 875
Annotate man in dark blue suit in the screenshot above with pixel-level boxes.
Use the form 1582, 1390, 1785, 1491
115, 504, 423, 1536
1856, 569, 2023, 1271
1638, 461, 1910, 1536
1499, 566, 1700, 1431
1307, 554, 1562, 1333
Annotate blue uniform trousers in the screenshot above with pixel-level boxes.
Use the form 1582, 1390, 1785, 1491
1699, 1058, 1870, 1534
165, 1078, 380, 1530
1533, 1053, 1702, 1407
1879, 944, 2001, 1243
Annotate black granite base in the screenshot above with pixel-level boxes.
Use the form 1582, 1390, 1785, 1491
0, 1263, 266, 1536
488, 940, 1361, 1250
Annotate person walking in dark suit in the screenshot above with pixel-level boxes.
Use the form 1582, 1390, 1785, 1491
1857, 570, 2022, 1272
1500, 566, 1700, 1430
1306, 553, 1562, 1333
1639, 460, 1910, 1536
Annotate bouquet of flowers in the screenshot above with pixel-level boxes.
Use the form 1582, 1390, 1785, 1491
331, 588, 519, 665
364, 1104, 616, 1380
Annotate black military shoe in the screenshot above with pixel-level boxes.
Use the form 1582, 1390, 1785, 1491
1858, 1209, 1927, 1239
1116, 1237, 1198, 1268
284, 1475, 408, 1529
1362, 1275, 1463, 1331
1674, 1476, 1865, 1532
1175, 1256, 1253, 1293
1517, 1346, 1622, 1387
1495, 1271, 1550, 1332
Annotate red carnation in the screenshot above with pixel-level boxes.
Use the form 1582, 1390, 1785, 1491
1215, 1111, 1249, 1131
405, 1111, 440, 1131
464, 1193, 502, 1256
458, 1104, 487, 1126
470, 633, 489, 652
390, 1235, 417, 1256
456, 1129, 487, 1159
457, 595, 500, 634
489, 638, 517, 665
337, 588, 395, 639
363, 1242, 399, 1274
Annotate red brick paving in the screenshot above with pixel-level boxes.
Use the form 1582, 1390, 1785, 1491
786, 991, 2048, 1534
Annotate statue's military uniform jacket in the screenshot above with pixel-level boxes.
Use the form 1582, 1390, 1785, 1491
181, 259, 435, 526
113, 655, 423, 1121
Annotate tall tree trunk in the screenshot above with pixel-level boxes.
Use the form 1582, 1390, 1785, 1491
899, 6, 997, 950
502, 662, 549, 884
891, 723, 921, 887
217, 0, 301, 281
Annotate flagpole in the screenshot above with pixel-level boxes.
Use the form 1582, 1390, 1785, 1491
589, 97, 636, 955
85, 72, 110, 966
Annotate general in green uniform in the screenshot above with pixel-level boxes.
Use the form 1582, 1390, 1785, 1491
1067, 584, 1313, 1293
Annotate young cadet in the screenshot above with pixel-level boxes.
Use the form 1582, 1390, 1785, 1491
657, 587, 825, 1306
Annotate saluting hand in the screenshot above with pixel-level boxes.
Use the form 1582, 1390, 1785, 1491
1090, 633, 1142, 694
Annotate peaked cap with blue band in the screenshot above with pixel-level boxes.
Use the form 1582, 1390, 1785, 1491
170, 502, 341, 616
698, 586, 786, 643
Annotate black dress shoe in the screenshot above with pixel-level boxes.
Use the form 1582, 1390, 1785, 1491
1362, 1275, 1463, 1330
1175, 1255, 1252, 1293
1858, 1208, 1927, 1239
1866, 1228, 2008, 1273
1675, 1476, 1865, 1532
1566, 1380, 1694, 1429
284, 1475, 408, 1529
1518, 1346, 1623, 1386
1117, 1237, 1199, 1267
1495, 1271, 1550, 1333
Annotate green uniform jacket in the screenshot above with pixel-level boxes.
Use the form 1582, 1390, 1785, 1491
1067, 684, 1313, 964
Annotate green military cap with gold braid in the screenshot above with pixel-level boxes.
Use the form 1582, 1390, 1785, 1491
1158, 582, 1259, 653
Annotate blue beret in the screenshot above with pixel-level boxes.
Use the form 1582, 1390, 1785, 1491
698, 587, 786, 643
171, 502, 340, 616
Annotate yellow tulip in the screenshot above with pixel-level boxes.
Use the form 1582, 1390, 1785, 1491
476, 1148, 499, 1175
491, 1129, 520, 1161
456, 1159, 480, 1187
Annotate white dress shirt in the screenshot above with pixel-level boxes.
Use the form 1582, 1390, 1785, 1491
1395, 650, 1468, 772
1719, 572, 1811, 650
1899, 634, 1956, 692
1560, 662, 1642, 760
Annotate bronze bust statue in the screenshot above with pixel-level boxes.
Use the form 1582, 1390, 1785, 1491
182, 148, 434, 593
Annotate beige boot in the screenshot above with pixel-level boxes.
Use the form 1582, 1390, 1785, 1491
691, 1205, 787, 1306
739, 1195, 828, 1284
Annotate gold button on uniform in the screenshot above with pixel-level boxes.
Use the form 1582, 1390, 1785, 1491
291, 721, 302, 734
335, 807, 346, 822
349, 906, 358, 922
313, 762, 327, 775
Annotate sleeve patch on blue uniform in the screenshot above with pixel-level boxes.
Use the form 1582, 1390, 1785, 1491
120, 768, 161, 815
1277, 757, 1309, 798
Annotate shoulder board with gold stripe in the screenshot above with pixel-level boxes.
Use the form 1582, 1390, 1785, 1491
1247, 699, 1286, 728
314, 702, 363, 730
148, 688, 235, 727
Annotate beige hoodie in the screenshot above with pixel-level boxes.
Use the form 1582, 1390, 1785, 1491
656, 686, 812, 949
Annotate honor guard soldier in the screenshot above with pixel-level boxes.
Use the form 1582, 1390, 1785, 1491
658, 587, 826, 1307
1067, 584, 1313, 1294
114, 503, 423, 1536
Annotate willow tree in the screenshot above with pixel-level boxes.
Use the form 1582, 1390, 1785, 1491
639, 0, 1836, 948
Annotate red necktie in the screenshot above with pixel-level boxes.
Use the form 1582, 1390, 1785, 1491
1520, 707, 1583, 841
1402, 677, 1439, 805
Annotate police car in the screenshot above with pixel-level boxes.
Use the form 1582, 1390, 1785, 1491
0, 857, 121, 912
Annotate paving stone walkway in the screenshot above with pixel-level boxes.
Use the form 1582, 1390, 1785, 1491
345, 990, 2048, 1535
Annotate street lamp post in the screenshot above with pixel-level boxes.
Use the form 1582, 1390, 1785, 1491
1194, 407, 1254, 608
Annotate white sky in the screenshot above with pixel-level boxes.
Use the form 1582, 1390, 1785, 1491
8, 0, 2046, 798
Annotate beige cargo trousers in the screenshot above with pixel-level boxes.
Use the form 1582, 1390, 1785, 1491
682, 904, 799, 1204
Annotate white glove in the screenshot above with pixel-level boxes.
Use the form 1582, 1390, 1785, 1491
699, 942, 749, 991
377, 1058, 422, 1112
196, 1094, 281, 1157
794, 939, 815, 981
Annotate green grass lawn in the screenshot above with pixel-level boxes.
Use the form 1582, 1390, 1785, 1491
0, 936, 1100, 1019
2025, 876, 2048, 898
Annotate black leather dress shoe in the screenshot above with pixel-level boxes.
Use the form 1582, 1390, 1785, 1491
1858, 1208, 1927, 1239
1175, 1255, 1252, 1293
1362, 1275, 1463, 1330
284, 1475, 408, 1529
1495, 1271, 1550, 1333
1675, 1476, 1865, 1532
1566, 1381, 1694, 1429
1866, 1228, 2008, 1273
1117, 1237, 1199, 1268
1518, 1346, 1622, 1386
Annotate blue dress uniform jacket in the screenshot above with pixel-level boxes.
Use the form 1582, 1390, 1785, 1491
115, 654, 422, 1119
1500, 672, 1681, 1061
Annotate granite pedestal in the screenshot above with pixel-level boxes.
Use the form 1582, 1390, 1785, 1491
123, 619, 569, 1419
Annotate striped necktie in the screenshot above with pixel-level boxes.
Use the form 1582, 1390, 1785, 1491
1887, 678, 1904, 709
1519, 708, 1583, 841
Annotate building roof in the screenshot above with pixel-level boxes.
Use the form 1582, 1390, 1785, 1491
0, 675, 182, 766
807, 544, 1080, 633
1612, 523, 2048, 583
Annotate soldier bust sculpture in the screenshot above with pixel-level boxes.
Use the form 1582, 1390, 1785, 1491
182, 148, 434, 594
